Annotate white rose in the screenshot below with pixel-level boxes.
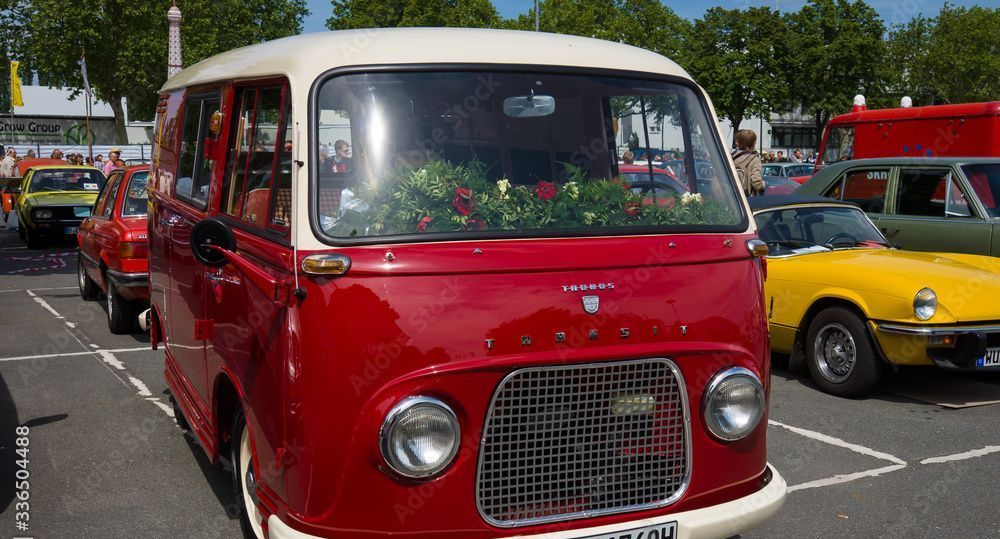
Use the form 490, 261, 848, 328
497, 179, 510, 196
583, 212, 597, 225
565, 181, 579, 200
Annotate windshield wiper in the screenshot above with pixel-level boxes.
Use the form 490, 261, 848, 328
766, 239, 832, 251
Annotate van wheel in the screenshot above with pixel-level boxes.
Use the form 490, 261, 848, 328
78, 256, 99, 300
106, 284, 135, 334
232, 410, 265, 539
805, 307, 882, 397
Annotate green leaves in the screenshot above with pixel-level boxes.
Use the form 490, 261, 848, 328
331, 158, 733, 236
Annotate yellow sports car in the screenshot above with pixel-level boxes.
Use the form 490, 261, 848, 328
752, 196, 1000, 397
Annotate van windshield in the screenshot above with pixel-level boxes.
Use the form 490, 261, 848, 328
313, 71, 744, 240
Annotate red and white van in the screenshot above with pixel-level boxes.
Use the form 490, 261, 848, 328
817, 98, 1000, 168
150, 29, 784, 539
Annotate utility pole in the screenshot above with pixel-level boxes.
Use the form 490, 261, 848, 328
535, 0, 540, 31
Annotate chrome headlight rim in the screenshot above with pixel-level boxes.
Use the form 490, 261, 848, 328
702, 366, 766, 442
379, 395, 461, 480
914, 287, 937, 321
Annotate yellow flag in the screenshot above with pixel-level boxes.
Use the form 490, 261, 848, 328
10, 61, 24, 107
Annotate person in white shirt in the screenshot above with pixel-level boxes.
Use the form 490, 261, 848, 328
0, 148, 17, 177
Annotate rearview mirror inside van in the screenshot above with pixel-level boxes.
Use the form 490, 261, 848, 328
503, 95, 555, 118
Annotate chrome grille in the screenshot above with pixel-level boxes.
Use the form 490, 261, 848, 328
476, 359, 689, 527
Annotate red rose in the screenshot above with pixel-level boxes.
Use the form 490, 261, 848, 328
452, 187, 474, 215
417, 216, 433, 232
536, 181, 558, 200
625, 201, 641, 218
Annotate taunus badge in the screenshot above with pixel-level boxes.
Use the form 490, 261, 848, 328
582, 295, 600, 314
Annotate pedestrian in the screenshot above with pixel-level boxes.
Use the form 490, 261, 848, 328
25, 149, 35, 159
622, 150, 635, 164
50, 148, 64, 160
94, 154, 104, 169
85, 156, 95, 167
792, 149, 804, 163
103, 148, 125, 175
0, 148, 16, 177
732, 129, 764, 197
776, 151, 786, 163
807, 151, 815, 164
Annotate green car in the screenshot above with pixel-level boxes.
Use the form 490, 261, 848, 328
796, 157, 1000, 256
16, 166, 106, 248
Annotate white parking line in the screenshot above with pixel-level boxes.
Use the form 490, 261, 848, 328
769, 419, 909, 493
25, 289, 64, 319
921, 446, 1000, 465
769, 420, 907, 465
0, 347, 153, 363
786, 464, 908, 493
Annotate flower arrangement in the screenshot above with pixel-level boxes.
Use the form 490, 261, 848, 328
328, 158, 734, 235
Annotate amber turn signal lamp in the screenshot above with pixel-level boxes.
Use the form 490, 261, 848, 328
301, 254, 351, 276
118, 242, 148, 259
746, 239, 768, 258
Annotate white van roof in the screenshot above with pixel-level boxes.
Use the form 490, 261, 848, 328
160, 28, 691, 92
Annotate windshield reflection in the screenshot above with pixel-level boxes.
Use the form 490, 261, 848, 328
754, 205, 889, 256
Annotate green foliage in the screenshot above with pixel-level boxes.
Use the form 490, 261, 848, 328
327, 0, 501, 30
683, 6, 788, 142
785, 0, 885, 138
325, 158, 733, 237
3, 0, 306, 141
904, 4, 1000, 105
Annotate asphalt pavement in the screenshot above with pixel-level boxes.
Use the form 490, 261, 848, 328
0, 228, 996, 538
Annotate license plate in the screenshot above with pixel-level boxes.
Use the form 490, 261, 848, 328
64, 227, 79, 234
576, 522, 677, 539
976, 348, 1000, 368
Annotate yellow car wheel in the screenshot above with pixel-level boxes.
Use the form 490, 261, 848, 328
805, 307, 883, 397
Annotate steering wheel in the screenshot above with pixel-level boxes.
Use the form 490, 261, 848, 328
824, 232, 856, 245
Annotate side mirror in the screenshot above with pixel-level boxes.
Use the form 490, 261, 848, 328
190, 217, 236, 267
12, 187, 21, 195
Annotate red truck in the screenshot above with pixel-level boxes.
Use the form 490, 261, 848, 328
77, 165, 150, 333
816, 98, 1000, 169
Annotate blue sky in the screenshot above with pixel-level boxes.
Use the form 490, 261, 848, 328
302, 0, 995, 32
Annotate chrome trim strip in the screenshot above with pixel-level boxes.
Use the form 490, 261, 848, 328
876, 323, 1000, 336
475, 358, 692, 528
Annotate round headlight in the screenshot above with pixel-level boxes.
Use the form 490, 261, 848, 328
703, 367, 765, 442
914, 288, 937, 321
34, 208, 52, 219
379, 396, 460, 479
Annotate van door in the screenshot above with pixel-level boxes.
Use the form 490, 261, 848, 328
166, 93, 222, 408
880, 166, 992, 254
205, 83, 293, 486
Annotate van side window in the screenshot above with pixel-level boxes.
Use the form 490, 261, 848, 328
176, 94, 221, 208
270, 99, 293, 228
220, 84, 291, 230
826, 168, 889, 213
896, 169, 970, 218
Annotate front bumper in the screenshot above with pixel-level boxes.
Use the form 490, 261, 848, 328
266, 465, 786, 539
875, 323, 1000, 370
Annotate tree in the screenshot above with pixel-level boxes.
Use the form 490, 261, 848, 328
0, 0, 35, 113
919, 5, 1000, 104
875, 16, 934, 108
11, 0, 306, 143
327, 0, 501, 30
505, 0, 688, 60
683, 7, 789, 146
785, 0, 885, 142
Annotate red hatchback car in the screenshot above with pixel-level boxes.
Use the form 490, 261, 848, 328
77, 165, 150, 333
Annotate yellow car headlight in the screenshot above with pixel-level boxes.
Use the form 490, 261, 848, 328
914, 288, 937, 321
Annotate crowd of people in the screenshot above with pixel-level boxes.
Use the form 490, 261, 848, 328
0, 145, 128, 178
762, 148, 816, 164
